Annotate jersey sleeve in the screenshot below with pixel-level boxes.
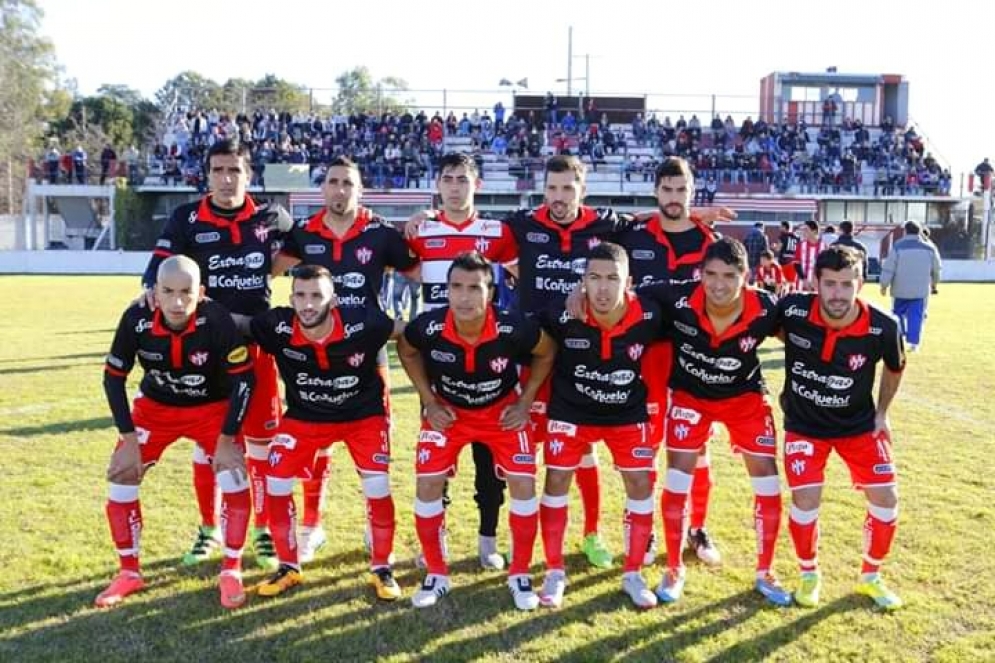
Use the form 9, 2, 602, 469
493, 221, 519, 264
248, 310, 277, 353
103, 308, 139, 433
403, 317, 426, 350
369, 308, 396, 347
515, 314, 542, 353
384, 225, 420, 272
142, 208, 188, 288
880, 313, 906, 372
213, 307, 255, 436
279, 223, 305, 260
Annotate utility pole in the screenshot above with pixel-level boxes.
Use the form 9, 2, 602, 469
567, 26, 573, 96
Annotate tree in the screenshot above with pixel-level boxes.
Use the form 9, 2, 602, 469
0, 0, 58, 212
331, 66, 412, 116
154, 70, 223, 114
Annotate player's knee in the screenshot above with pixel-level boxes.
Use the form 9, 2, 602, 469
415, 477, 446, 502
217, 468, 249, 493
107, 465, 143, 486
623, 472, 653, 500
544, 469, 572, 495
868, 488, 899, 511
505, 476, 536, 501
665, 468, 693, 494
790, 488, 821, 512
361, 473, 391, 500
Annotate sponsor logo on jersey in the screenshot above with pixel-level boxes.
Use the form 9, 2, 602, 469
632, 250, 655, 260
587, 237, 601, 250
791, 459, 806, 475
333, 375, 360, 389
355, 246, 373, 265
419, 430, 447, 446
282, 348, 308, 362
526, 232, 550, 243
714, 357, 742, 372
848, 353, 867, 371
628, 343, 645, 361
497, 324, 514, 334
227, 346, 249, 364
417, 448, 431, 464
106, 353, 125, 368
547, 439, 565, 455
431, 350, 457, 363
512, 454, 536, 464
253, 224, 270, 242
136, 350, 163, 361
490, 356, 509, 373
873, 463, 894, 475
784, 305, 807, 318
135, 318, 153, 333
564, 338, 591, 350
474, 238, 491, 253
347, 352, 365, 367
674, 296, 690, 309
344, 322, 364, 338
425, 239, 447, 249
245, 252, 265, 269
631, 446, 655, 458
195, 232, 221, 243
372, 453, 390, 465
425, 321, 445, 336
188, 351, 209, 366
340, 272, 366, 289
547, 420, 578, 436
788, 333, 811, 349
180, 374, 206, 386
275, 322, 293, 335
673, 321, 698, 337
672, 423, 690, 441
755, 435, 776, 447
305, 244, 326, 255
670, 406, 701, 424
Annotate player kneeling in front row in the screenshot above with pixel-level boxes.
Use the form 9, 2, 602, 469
251, 265, 405, 601
97, 256, 255, 609
539, 242, 665, 609
777, 246, 906, 610
398, 251, 556, 610
639, 238, 791, 606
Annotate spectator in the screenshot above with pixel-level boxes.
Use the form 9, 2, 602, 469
833, 220, 869, 277
820, 224, 839, 246
879, 221, 942, 352
72, 145, 88, 184
99, 144, 117, 185
544, 91, 558, 127
742, 222, 770, 274
45, 145, 61, 184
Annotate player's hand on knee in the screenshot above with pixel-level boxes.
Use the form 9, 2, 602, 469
424, 400, 456, 431
212, 434, 248, 482
499, 399, 531, 431
107, 433, 143, 484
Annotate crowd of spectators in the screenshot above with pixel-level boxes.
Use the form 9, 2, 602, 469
36, 98, 954, 198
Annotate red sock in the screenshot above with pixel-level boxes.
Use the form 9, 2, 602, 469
661, 489, 688, 570
754, 493, 782, 573
219, 489, 250, 572
267, 491, 299, 568
539, 496, 568, 571
789, 507, 819, 572
192, 458, 217, 528
689, 463, 712, 530
414, 509, 447, 576
623, 506, 653, 573
106, 498, 142, 573
861, 511, 898, 574
508, 503, 539, 576
367, 495, 395, 568
302, 453, 330, 529
246, 447, 270, 529
575, 462, 601, 536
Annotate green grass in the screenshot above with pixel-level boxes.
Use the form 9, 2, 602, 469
0, 276, 992, 662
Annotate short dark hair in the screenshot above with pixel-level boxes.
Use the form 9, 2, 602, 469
804, 219, 819, 233
586, 241, 629, 272
447, 251, 495, 289
780, 221, 791, 231
545, 154, 586, 182
291, 264, 333, 283
703, 236, 748, 272
904, 221, 921, 235
825, 225, 835, 234
815, 245, 863, 280
839, 220, 854, 234
654, 156, 695, 187
760, 249, 775, 260
327, 155, 360, 174
437, 152, 479, 178
206, 139, 251, 168
753, 222, 764, 229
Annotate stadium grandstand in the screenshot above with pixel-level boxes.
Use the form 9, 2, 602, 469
14, 69, 994, 270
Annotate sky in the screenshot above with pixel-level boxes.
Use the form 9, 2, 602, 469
37, 0, 994, 185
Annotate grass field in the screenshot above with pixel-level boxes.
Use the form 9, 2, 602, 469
0, 276, 993, 663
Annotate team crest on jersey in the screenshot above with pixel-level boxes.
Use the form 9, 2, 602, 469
490, 356, 509, 373
628, 343, 645, 361
739, 336, 758, 353
848, 353, 867, 371
355, 246, 373, 265
347, 352, 366, 367
189, 351, 209, 366
475, 237, 491, 253
253, 224, 269, 242
587, 237, 601, 250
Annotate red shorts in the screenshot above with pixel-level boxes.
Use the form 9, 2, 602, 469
125, 396, 236, 466
781, 262, 798, 283
416, 396, 536, 479
525, 369, 552, 437
666, 390, 777, 457
242, 344, 281, 439
269, 415, 390, 479
783, 430, 897, 490
642, 340, 672, 443
543, 419, 656, 472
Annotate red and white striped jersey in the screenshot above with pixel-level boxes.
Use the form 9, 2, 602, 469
796, 239, 825, 284
407, 211, 518, 310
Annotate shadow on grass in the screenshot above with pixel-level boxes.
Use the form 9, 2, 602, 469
0, 352, 107, 365
1, 416, 113, 437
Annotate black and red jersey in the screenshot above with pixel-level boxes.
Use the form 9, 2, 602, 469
143, 195, 290, 316
777, 231, 800, 265
403, 305, 541, 409
615, 213, 718, 287
280, 207, 418, 309
104, 300, 254, 434
250, 306, 394, 423
505, 205, 630, 316
778, 293, 905, 438
541, 293, 665, 426
407, 211, 517, 310
640, 281, 779, 399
